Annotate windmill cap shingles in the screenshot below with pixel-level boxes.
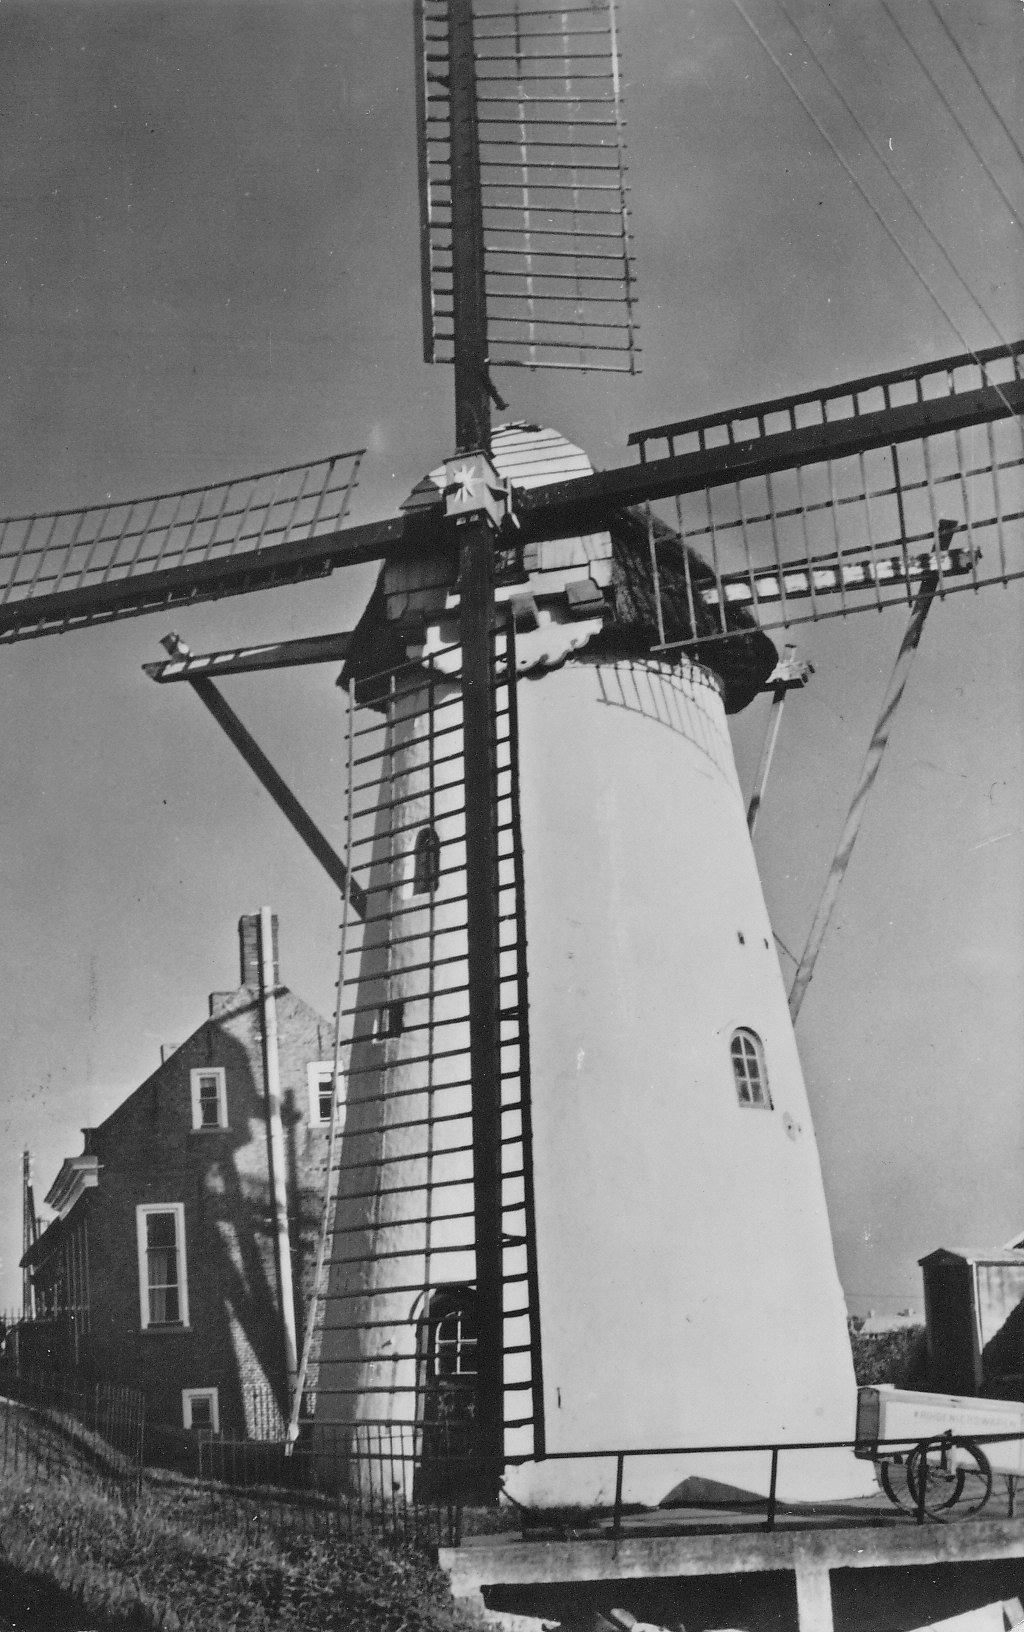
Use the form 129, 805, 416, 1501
345, 424, 776, 714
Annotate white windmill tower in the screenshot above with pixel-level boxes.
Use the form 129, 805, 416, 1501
0, 0, 1020, 1516
311, 411, 876, 1506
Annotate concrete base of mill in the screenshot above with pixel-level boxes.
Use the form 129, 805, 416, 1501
440, 1516, 1024, 1631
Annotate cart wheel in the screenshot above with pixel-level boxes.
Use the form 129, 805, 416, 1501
906, 1436, 992, 1520
880, 1457, 917, 1511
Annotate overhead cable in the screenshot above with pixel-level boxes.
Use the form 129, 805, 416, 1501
774, 0, 1015, 361
880, 2, 1022, 236
728, 0, 1023, 445
924, 0, 1024, 177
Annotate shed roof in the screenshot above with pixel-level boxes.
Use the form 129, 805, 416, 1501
919, 1247, 1024, 1268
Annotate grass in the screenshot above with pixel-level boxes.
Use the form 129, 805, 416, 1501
0, 1472, 480, 1632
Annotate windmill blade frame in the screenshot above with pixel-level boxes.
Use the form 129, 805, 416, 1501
4, 340, 1021, 648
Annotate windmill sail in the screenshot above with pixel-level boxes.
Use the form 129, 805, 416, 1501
0, 451, 364, 642
624, 339, 1024, 646
416, 0, 639, 375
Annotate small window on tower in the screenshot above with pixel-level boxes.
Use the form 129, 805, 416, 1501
373, 1000, 405, 1041
412, 827, 442, 895
730, 1028, 771, 1109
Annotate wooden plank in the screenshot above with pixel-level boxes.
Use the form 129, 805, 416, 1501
143, 631, 352, 682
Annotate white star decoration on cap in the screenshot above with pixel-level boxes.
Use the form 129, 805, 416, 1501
448, 461, 488, 505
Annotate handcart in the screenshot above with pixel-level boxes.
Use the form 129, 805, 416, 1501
856, 1385, 1024, 1519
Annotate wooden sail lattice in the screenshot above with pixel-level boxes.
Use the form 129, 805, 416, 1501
629, 340, 1024, 646
417, 0, 639, 374
0, 451, 364, 642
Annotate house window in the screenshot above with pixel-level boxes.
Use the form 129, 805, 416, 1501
412, 826, 441, 895
136, 1204, 189, 1329
190, 1068, 227, 1131
182, 1387, 219, 1433
731, 1028, 771, 1109
307, 1061, 346, 1129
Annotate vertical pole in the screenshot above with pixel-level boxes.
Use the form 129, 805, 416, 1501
448, 0, 502, 1503
258, 908, 299, 1407
22, 1151, 36, 1321
448, 0, 491, 454
767, 1445, 780, 1531
458, 513, 505, 1501
794, 1562, 835, 1632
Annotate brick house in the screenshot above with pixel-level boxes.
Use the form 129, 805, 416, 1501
21, 914, 340, 1438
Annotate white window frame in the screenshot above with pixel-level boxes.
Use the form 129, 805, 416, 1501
411, 824, 442, 895
730, 1027, 772, 1110
190, 1067, 228, 1131
136, 1203, 190, 1330
182, 1387, 219, 1433
307, 1061, 345, 1130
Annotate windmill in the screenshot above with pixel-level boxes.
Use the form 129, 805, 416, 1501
1, 0, 1021, 1511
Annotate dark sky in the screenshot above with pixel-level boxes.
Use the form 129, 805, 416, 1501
0, 0, 1022, 1316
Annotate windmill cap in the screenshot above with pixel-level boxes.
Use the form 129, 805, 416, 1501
348, 424, 777, 713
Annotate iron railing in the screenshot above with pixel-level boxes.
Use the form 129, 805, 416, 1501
189, 1421, 467, 1548
0, 1368, 145, 1500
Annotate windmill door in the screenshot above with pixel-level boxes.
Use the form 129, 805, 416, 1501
416, 1285, 479, 1499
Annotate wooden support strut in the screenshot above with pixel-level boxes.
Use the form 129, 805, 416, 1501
747, 647, 812, 835
150, 638, 366, 920
788, 535, 950, 1022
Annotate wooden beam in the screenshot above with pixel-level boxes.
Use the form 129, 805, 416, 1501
514, 377, 1024, 543
144, 631, 353, 682
163, 670, 366, 919
456, 509, 505, 1502
448, 0, 491, 455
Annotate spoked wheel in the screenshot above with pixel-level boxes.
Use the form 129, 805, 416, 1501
879, 1456, 917, 1512
906, 1435, 992, 1520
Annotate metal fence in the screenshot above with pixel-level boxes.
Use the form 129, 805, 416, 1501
13, 1360, 1017, 1545
0, 1369, 145, 1500
188, 1421, 466, 1547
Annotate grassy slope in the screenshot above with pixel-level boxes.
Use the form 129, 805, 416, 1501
0, 1476, 478, 1632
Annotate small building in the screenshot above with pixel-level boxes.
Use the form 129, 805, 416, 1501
857, 1311, 920, 1336
20, 914, 339, 1438
920, 1247, 1024, 1399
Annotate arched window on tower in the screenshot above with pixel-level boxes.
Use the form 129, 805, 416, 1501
730, 1028, 771, 1109
412, 826, 442, 895
415, 1284, 478, 1497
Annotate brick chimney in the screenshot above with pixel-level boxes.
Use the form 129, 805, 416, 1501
239, 912, 279, 987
